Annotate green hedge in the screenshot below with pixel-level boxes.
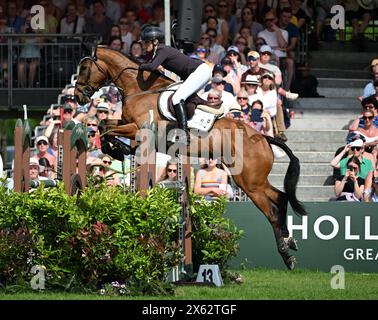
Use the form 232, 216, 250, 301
0, 181, 243, 295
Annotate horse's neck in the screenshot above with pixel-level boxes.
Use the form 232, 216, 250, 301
98, 49, 173, 92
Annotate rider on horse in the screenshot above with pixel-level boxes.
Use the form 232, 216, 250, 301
139, 25, 212, 144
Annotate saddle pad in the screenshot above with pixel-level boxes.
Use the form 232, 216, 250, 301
158, 83, 180, 121
158, 83, 219, 132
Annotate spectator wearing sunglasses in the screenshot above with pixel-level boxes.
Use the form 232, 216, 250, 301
223, 45, 248, 93
352, 109, 378, 169
157, 159, 178, 183
100, 154, 120, 186
334, 156, 366, 202
96, 101, 111, 122
33, 135, 56, 170
258, 44, 298, 100
85, 116, 102, 155
61, 103, 75, 124
331, 139, 374, 194
349, 96, 378, 132
257, 11, 288, 67
204, 64, 234, 95
241, 51, 265, 83
195, 44, 215, 69
201, 75, 239, 115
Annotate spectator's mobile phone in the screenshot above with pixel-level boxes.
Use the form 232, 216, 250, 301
232, 111, 241, 118
251, 109, 263, 122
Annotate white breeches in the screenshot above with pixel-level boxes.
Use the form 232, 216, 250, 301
172, 63, 212, 105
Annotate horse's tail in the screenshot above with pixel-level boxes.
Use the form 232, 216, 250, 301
265, 135, 307, 216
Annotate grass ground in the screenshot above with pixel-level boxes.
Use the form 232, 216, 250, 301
1, 268, 377, 300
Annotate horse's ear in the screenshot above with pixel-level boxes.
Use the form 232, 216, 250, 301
81, 42, 91, 57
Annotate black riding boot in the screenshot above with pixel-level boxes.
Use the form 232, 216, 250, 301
173, 100, 190, 144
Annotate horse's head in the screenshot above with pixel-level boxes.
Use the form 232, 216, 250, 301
74, 56, 109, 105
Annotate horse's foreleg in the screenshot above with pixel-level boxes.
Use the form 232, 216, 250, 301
105, 123, 140, 140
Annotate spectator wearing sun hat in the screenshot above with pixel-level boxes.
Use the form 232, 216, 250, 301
33, 135, 56, 169
362, 59, 378, 99
331, 138, 374, 182
96, 101, 111, 122
241, 74, 261, 106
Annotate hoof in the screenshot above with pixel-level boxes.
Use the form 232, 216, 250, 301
278, 238, 289, 253
285, 236, 299, 251
285, 256, 297, 270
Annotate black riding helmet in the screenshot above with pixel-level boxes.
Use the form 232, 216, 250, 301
139, 25, 164, 42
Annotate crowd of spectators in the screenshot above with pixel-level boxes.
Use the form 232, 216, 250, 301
1, 1, 378, 202
330, 58, 378, 202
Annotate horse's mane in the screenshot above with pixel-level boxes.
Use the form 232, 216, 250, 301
97, 46, 174, 83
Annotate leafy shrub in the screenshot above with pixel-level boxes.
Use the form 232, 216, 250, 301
0, 180, 242, 295
190, 193, 244, 280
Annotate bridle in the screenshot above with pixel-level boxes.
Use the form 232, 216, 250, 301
75, 53, 174, 103
75, 56, 139, 103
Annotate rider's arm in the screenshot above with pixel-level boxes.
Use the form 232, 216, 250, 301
139, 46, 168, 72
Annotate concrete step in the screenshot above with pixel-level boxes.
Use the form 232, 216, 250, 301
285, 130, 347, 142
295, 97, 361, 110
275, 151, 335, 163
317, 78, 370, 88
290, 109, 359, 119
286, 141, 342, 152
317, 87, 362, 98
308, 51, 376, 69
311, 41, 378, 53
312, 68, 370, 80
271, 163, 333, 175
289, 118, 352, 130
269, 174, 333, 186
275, 185, 335, 201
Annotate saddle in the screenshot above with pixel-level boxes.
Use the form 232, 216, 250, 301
167, 93, 223, 118
158, 83, 225, 132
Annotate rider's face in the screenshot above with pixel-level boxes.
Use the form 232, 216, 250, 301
142, 40, 154, 52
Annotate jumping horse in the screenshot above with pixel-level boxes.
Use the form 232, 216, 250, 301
74, 46, 307, 270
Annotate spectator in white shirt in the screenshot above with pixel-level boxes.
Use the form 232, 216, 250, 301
59, 3, 85, 34
257, 11, 288, 66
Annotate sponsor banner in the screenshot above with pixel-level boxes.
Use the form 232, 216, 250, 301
225, 202, 378, 272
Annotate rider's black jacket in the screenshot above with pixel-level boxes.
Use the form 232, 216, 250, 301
139, 44, 203, 80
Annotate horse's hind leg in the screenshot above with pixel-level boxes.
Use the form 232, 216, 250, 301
265, 185, 299, 252
246, 188, 297, 270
